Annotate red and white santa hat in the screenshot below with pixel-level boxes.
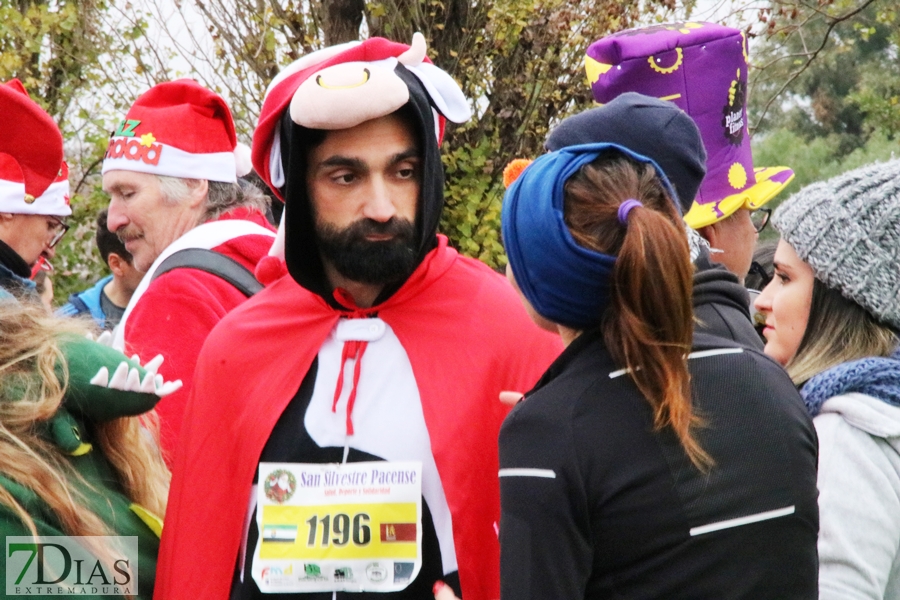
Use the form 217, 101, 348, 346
252, 33, 471, 200
102, 79, 252, 183
0, 156, 71, 217
33, 161, 72, 216
0, 79, 66, 215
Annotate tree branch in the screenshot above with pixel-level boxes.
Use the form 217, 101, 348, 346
752, 0, 880, 132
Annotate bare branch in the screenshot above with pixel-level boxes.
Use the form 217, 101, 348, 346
752, 0, 880, 132
73, 156, 106, 197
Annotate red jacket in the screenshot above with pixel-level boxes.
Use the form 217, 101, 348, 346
155, 236, 563, 599
123, 208, 275, 460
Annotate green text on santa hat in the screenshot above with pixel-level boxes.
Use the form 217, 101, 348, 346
114, 119, 141, 137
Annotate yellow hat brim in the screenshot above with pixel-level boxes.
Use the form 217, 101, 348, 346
683, 166, 795, 229
745, 166, 795, 210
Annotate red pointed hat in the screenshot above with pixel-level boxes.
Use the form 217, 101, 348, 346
102, 79, 252, 183
32, 161, 71, 216
0, 155, 70, 216
252, 33, 471, 200
0, 79, 65, 212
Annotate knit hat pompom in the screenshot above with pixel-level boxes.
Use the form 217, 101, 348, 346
503, 159, 533, 188
773, 158, 900, 330
234, 143, 253, 177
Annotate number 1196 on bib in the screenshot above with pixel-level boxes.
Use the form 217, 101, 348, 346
306, 512, 371, 547
260, 502, 418, 560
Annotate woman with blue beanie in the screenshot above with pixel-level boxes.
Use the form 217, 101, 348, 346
498, 143, 818, 599
754, 158, 900, 599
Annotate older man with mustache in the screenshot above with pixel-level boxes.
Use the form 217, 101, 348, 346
102, 79, 275, 462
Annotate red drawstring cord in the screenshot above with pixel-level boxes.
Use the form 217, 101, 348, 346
332, 342, 354, 410
331, 289, 375, 436
331, 339, 369, 435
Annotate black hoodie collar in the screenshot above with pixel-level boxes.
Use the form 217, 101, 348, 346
0, 237, 31, 278
279, 64, 444, 308
692, 247, 752, 316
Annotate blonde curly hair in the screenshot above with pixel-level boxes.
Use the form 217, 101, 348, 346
0, 301, 170, 568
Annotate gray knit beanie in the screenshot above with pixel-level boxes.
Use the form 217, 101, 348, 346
773, 158, 900, 330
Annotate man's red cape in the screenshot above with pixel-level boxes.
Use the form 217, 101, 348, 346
155, 236, 562, 599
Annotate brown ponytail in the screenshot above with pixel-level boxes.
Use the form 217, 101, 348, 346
564, 151, 710, 469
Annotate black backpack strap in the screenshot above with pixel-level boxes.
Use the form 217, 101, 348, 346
151, 248, 263, 298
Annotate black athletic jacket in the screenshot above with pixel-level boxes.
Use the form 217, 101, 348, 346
499, 330, 818, 599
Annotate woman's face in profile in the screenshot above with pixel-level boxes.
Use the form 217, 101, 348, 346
505, 263, 558, 334
753, 239, 815, 366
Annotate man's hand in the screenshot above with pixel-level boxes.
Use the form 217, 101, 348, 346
499, 390, 524, 406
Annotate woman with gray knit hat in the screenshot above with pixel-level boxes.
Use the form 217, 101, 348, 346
755, 158, 900, 599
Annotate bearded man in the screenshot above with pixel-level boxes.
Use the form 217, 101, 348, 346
156, 35, 562, 600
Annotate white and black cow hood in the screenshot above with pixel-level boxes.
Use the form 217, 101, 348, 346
252, 34, 470, 302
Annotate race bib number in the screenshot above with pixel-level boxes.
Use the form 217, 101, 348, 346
252, 461, 423, 593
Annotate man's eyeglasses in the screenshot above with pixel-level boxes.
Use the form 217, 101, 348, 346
751, 208, 771, 234
47, 216, 69, 248
747, 260, 773, 288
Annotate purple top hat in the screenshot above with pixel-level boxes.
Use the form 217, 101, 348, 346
586, 22, 794, 228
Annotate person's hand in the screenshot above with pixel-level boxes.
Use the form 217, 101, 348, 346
433, 581, 461, 600
499, 390, 524, 406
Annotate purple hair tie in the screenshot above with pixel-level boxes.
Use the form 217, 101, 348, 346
617, 198, 643, 224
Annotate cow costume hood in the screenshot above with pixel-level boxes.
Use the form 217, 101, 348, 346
251, 34, 471, 303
